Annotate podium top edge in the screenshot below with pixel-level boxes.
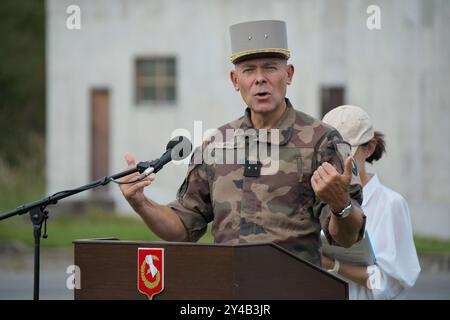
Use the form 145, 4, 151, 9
72, 238, 280, 248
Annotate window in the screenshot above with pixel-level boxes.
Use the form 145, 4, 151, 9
135, 57, 176, 104
320, 86, 345, 118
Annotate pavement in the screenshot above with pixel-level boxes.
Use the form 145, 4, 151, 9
0, 243, 449, 300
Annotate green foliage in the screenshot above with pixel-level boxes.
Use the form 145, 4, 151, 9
0, 211, 159, 248
414, 236, 450, 254
0, 1, 47, 225
0, 136, 45, 213
0, 0, 45, 168
0, 210, 213, 248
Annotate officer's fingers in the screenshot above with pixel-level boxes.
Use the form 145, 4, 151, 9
141, 175, 155, 183
310, 175, 318, 190
317, 166, 331, 182
132, 174, 155, 187
118, 172, 140, 184
311, 177, 325, 199
124, 152, 136, 168
123, 172, 154, 184
321, 162, 338, 175
126, 179, 152, 195
312, 170, 320, 182
311, 172, 323, 190
342, 157, 353, 184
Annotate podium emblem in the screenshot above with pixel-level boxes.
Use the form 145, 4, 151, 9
137, 248, 164, 299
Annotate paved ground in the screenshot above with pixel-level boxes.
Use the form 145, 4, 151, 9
405, 272, 450, 299
1, 270, 449, 300
0, 271, 73, 300
0, 246, 449, 300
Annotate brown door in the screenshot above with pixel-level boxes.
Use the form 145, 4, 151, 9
90, 89, 110, 192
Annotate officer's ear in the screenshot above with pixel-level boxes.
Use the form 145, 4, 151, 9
286, 64, 294, 85
230, 70, 239, 91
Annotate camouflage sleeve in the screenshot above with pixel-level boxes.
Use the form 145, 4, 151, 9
312, 129, 366, 246
167, 147, 213, 242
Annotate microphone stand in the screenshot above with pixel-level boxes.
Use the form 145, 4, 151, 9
0, 161, 155, 300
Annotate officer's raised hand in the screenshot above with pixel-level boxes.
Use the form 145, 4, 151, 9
119, 153, 154, 207
311, 156, 353, 214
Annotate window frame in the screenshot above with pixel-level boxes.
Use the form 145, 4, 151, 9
134, 56, 177, 106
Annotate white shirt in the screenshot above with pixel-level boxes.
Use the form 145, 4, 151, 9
347, 174, 421, 300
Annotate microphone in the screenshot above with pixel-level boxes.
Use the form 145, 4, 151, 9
137, 136, 192, 178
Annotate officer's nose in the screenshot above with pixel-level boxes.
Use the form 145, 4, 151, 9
254, 69, 267, 85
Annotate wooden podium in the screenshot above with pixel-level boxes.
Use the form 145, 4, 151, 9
73, 239, 348, 300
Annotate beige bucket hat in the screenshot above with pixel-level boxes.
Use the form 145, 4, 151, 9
322, 105, 375, 156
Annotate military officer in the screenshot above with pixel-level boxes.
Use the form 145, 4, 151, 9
119, 20, 366, 266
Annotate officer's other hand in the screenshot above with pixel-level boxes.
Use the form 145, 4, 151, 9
311, 156, 353, 213
118, 152, 154, 206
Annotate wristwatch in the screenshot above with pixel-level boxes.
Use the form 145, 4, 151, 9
332, 201, 352, 219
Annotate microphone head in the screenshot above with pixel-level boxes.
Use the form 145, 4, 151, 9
167, 136, 192, 161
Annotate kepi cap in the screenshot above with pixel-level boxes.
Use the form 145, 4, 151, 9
322, 105, 375, 156
229, 20, 290, 64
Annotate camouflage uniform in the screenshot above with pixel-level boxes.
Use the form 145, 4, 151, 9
168, 98, 365, 266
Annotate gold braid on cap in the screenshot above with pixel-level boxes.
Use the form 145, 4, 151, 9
230, 48, 291, 63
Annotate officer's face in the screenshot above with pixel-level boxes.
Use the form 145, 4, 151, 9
230, 57, 294, 115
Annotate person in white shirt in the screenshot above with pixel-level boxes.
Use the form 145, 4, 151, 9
321, 105, 421, 300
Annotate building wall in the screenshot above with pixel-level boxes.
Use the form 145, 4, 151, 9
345, 0, 450, 239
47, 0, 450, 238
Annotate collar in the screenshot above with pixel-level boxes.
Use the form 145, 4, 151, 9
362, 173, 381, 206
236, 98, 296, 145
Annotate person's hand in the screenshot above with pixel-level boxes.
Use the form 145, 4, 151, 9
118, 153, 155, 207
321, 254, 335, 270
311, 156, 353, 213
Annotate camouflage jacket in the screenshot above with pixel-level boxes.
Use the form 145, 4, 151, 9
168, 98, 365, 266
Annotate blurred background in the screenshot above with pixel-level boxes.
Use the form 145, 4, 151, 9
0, 0, 449, 299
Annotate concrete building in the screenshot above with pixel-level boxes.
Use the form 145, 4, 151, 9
46, 0, 450, 239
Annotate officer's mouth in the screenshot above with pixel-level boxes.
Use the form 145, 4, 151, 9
254, 92, 271, 100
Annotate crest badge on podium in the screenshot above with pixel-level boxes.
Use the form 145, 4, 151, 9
137, 248, 164, 299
